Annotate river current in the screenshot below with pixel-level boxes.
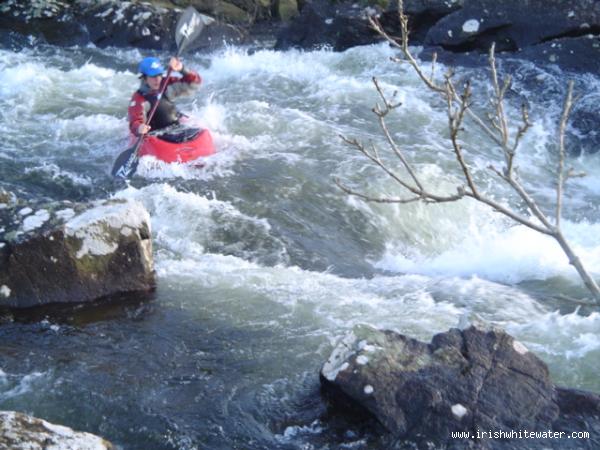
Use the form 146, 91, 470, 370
0, 41, 599, 449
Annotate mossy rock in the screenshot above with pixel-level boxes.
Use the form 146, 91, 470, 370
276, 0, 298, 21
0, 199, 154, 309
215, 1, 250, 23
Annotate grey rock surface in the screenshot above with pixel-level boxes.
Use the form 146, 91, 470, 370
0, 196, 155, 309
0, 410, 114, 450
321, 325, 600, 449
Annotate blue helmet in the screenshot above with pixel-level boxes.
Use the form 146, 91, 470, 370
138, 57, 164, 77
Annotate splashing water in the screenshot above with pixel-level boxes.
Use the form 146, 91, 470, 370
1, 43, 599, 449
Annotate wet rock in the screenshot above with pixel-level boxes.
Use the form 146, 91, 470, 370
0, 411, 114, 450
0, 0, 172, 49
3, 0, 599, 76
0, 198, 155, 309
514, 35, 600, 76
381, 0, 465, 43
0, 189, 16, 206
275, 0, 299, 22
275, 0, 464, 51
78, 2, 179, 50
321, 325, 600, 449
425, 0, 600, 53
276, 0, 600, 75
275, 0, 381, 51
0, 0, 243, 51
183, 0, 273, 22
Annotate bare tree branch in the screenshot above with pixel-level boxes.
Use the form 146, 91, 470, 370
556, 80, 575, 228
511, 103, 531, 155
368, 8, 504, 147
335, 178, 429, 204
371, 77, 425, 191
338, 0, 600, 302
339, 134, 464, 203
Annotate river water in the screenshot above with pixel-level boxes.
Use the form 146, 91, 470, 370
0, 41, 599, 449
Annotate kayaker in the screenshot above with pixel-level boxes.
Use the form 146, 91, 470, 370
128, 56, 201, 136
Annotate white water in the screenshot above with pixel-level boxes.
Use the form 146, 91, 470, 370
1, 42, 599, 448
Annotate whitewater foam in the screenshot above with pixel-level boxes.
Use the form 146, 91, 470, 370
0, 371, 48, 402
376, 217, 600, 286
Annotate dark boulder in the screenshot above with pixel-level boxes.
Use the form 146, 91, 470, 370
514, 35, 600, 75
0, 0, 90, 47
321, 325, 600, 449
0, 195, 155, 309
381, 0, 464, 43
276, 0, 600, 77
275, 0, 381, 51
421, 33, 600, 73
0, 0, 244, 51
0, 1, 171, 49
275, 0, 462, 51
77, 2, 180, 50
425, 0, 600, 53
0, 411, 114, 450
174, 0, 275, 23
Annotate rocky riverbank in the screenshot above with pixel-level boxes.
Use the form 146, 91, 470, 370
3, 0, 600, 74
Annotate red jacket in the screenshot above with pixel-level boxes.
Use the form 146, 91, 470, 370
128, 69, 201, 136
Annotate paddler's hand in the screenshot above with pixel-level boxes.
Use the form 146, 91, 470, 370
138, 124, 151, 135
169, 57, 183, 72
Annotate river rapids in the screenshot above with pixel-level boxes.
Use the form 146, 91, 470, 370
0, 42, 599, 449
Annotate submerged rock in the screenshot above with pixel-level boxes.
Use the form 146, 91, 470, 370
0, 197, 155, 309
321, 325, 600, 449
0, 411, 114, 450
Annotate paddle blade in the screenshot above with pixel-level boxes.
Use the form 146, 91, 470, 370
111, 144, 140, 179
175, 7, 214, 55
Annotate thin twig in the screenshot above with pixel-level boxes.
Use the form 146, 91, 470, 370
556, 80, 574, 227
335, 179, 425, 204
448, 80, 480, 198
511, 103, 531, 154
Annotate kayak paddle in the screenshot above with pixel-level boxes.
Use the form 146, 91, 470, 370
111, 7, 212, 179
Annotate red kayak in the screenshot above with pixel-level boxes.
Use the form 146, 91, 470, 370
136, 127, 215, 163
